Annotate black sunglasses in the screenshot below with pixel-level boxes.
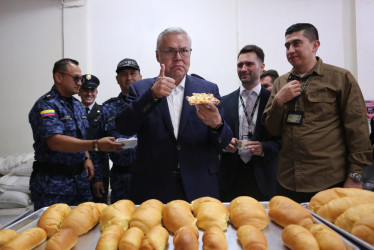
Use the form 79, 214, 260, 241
58, 72, 82, 84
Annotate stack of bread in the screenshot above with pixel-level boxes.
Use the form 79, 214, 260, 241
308, 187, 374, 246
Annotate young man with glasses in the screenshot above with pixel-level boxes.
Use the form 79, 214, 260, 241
28, 58, 123, 210
115, 27, 232, 204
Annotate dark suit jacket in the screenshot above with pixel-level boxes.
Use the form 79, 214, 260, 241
86, 102, 102, 140
115, 75, 233, 204
219, 87, 280, 200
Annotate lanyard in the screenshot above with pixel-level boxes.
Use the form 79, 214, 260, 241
294, 74, 313, 111
239, 92, 261, 137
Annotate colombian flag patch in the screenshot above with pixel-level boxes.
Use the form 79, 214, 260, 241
40, 109, 55, 117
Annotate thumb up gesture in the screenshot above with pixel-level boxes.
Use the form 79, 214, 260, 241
151, 64, 176, 99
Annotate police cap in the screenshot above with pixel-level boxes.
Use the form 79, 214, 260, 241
116, 58, 140, 73
81, 74, 100, 89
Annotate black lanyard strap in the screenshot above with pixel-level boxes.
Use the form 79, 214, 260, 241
239, 92, 261, 137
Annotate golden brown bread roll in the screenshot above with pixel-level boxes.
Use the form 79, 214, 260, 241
129, 199, 164, 234
236, 224, 267, 250
282, 224, 319, 250
202, 226, 228, 250
140, 226, 169, 250
60, 202, 101, 236
268, 196, 313, 228
96, 202, 109, 214
37, 203, 71, 237
119, 226, 144, 250
335, 203, 374, 232
100, 200, 136, 232
44, 228, 78, 250
317, 195, 374, 223
96, 224, 125, 250
305, 223, 345, 250
0, 227, 47, 250
229, 196, 269, 230
191, 197, 229, 231
308, 188, 374, 213
162, 200, 197, 233
0, 229, 18, 247
351, 213, 374, 246
173, 225, 199, 250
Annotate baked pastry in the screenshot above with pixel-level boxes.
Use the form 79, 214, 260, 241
335, 203, 374, 232
236, 224, 267, 250
173, 225, 199, 250
96, 224, 125, 250
60, 202, 101, 236
0, 227, 47, 250
44, 228, 78, 250
316, 195, 374, 222
268, 196, 313, 228
191, 197, 229, 231
282, 224, 319, 250
162, 200, 197, 233
308, 187, 374, 213
140, 226, 169, 250
305, 223, 345, 250
37, 203, 71, 237
118, 226, 144, 250
100, 200, 136, 232
129, 199, 164, 234
0, 229, 18, 247
228, 196, 269, 230
186, 93, 220, 105
351, 213, 374, 246
202, 226, 228, 250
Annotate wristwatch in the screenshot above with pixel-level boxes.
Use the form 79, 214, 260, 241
348, 172, 364, 183
93, 139, 99, 151
211, 121, 224, 133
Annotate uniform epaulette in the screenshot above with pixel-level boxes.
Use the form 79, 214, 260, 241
103, 97, 117, 105
43, 92, 54, 100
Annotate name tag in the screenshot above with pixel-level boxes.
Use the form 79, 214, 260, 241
286, 111, 304, 125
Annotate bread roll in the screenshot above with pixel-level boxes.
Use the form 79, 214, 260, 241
191, 197, 229, 231
351, 213, 374, 246
60, 202, 101, 236
162, 200, 197, 233
308, 188, 374, 213
305, 223, 345, 250
173, 225, 199, 250
96, 202, 109, 214
335, 203, 374, 232
0, 227, 47, 250
202, 226, 228, 250
268, 196, 313, 228
0, 229, 18, 247
236, 224, 267, 250
119, 226, 144, 250
96, 224, 125, 250
229, 196, 269, 230
100, 200, 136, 232
140, 226, 169, 250
37, 203, 71, 237
317, 196, 374, 222
44, 228, 78, 250
282, 224, 319, 250
129, 199, 164, 234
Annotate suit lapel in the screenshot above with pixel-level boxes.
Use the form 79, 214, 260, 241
254, 87, 267, 139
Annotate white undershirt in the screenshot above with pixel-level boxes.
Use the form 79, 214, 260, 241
167, 77, 186, 138
239, 83, 261, 140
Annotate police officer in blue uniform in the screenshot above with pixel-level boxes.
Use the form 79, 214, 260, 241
96, 58, 142, 203
79, 74, 110, 204
29, 58, 123, 210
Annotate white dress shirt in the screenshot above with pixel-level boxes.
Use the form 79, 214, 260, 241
239, 83, 261, 140
167, 77, 186, 138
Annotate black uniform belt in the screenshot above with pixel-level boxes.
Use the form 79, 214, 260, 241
33, 161, 84, 177
111, 163, 131, 173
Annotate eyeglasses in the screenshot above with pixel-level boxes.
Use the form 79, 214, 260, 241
58, 72, 82, 84
158, 48, 192, 58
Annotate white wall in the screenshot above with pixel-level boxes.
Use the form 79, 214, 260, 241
0, 0, 373, 156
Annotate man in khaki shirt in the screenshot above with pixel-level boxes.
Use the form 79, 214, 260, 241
262, 23, 372, 202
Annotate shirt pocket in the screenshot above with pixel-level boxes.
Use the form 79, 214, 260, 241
305, 89, 338, 121
62, 118, 77, 136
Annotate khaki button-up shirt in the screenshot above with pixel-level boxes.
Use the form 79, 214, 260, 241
262, 57, 372, 192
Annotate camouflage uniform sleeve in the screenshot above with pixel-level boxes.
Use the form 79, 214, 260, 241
34, 100, 65, 140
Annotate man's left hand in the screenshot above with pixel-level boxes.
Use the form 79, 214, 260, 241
84, 159, 95, 181
196, 103, 222, 129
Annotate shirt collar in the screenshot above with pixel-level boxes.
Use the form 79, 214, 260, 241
240, 83, 261, 96
290, 56, 323, 78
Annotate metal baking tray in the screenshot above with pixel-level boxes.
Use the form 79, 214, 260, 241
301, 202, 374, 250
3, 202, 360, 249
0, 207, 32, 230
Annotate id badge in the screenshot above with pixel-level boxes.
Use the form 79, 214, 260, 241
286, 111, 304, 125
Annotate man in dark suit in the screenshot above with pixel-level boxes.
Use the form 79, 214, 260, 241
219, 45, 281, 202
115, 27, 232, 204
79, 74, 110, 203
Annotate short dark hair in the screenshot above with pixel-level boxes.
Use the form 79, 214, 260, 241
52, 58, 79, 74
238, 45, 264, 63
285, 23, 319, 42
260, 69, 279, 83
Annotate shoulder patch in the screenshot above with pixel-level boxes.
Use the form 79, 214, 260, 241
103, 97, 117, 105
40, 109, 55, 117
